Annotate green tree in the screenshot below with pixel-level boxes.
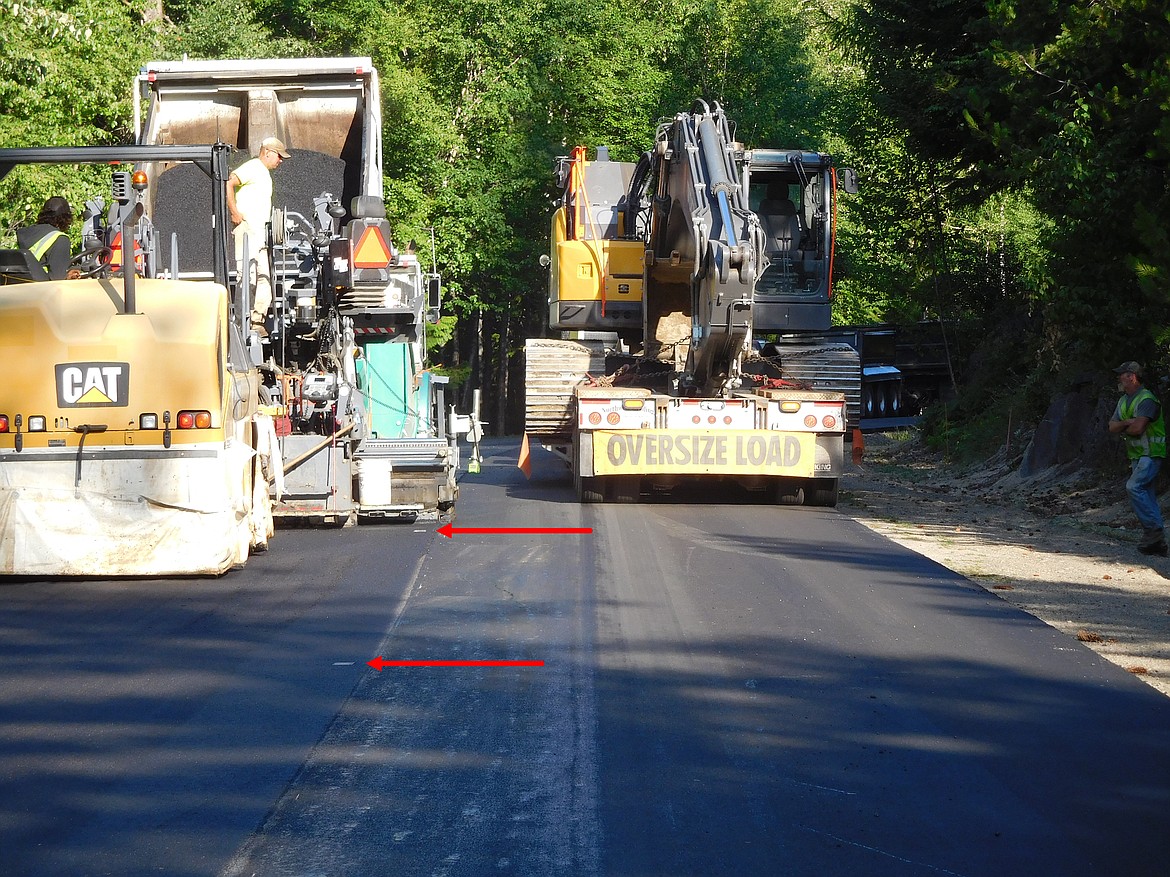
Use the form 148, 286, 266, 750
162, 0, 310, 58
832, 0, 1170, 374
0, 0, 169, 237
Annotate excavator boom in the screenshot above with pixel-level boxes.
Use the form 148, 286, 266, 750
635, 101, 767, 395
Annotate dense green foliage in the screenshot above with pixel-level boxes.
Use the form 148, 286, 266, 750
2, 0, 1166, 449
827, 0, 1170, 457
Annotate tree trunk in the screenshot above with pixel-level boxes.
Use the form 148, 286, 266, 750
463, 309, 482, 415
496, 309, 509, 435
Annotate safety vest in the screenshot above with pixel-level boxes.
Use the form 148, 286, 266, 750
28, 229, 66, 261
1119, 387, 1167, 460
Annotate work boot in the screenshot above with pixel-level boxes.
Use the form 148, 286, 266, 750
1138, 528, 1168, 555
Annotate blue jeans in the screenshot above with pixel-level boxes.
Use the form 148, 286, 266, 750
1126, 455, 1164, 531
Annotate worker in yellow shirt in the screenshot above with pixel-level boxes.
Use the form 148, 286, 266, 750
226, 137, 290, 337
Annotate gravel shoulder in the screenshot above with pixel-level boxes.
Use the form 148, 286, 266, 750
840, 435, 1170, 698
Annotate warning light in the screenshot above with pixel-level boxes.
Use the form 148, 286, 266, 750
177, 410, 212, 429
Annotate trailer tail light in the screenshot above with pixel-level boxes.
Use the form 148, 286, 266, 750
821, 415, 837, 429
177, 410, 212, 429
27, 416, 46, 432
588, 411, 602, 426
607, 412, 621, 425
804, 414, 817, 428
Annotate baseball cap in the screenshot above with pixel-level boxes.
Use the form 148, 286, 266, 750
261, 137, 291, 158
1113, 361, 1143, 377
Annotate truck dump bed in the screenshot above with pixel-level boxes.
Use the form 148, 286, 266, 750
135, 57, 381, 275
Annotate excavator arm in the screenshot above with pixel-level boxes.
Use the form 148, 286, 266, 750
633, 101, 767, 395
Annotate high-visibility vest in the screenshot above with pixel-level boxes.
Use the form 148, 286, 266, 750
28, 229, 65, 261
1119, 387, 1167, 460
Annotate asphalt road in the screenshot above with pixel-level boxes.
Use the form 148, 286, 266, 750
2, 437, 1168, 876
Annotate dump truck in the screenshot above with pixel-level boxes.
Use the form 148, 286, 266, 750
0, 145, 275, 575
525, 102, 851, 506
135, 57, 469, 524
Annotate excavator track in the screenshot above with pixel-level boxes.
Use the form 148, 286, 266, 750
765, 340, 862, 431
523, 338, 606, 440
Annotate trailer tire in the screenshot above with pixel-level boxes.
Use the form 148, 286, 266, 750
771, 478, 803, 505
576, 473, 604, 503
804, 478, 838, 508
609, 475, 640, 504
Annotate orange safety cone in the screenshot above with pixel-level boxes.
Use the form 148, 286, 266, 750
517, 433, 532, 480
851, 428, 865, 464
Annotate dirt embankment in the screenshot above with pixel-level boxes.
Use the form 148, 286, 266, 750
841, 435, 1170, 698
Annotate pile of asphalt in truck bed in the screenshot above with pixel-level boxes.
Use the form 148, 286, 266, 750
151, 149, 349, 274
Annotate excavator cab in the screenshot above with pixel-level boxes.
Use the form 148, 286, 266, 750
747, 151, 838, 334
546, 146, 644, 335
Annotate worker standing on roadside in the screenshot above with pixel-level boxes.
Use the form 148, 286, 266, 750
17, 196, 75, 280
1108, 361, 1167, 556
226, 136, 290, 337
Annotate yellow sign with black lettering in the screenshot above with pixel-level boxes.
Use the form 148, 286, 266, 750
592, 429, 817, 477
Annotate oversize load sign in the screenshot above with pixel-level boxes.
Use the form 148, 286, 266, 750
592, 429, 817, 477
55, 362, 131, 408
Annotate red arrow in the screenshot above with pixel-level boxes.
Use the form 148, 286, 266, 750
367, 656, 544, 670
437, 522, 591, 538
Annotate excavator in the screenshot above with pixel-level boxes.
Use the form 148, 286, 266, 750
525, 100, 856, 506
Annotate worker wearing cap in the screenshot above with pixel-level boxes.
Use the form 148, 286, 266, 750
16, 196, 75, 280
226, 136, 290, 337
1108, 361, 1167, 555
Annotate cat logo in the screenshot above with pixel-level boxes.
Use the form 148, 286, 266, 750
55, 362, 131, 408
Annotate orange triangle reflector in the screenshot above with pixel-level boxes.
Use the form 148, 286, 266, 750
108, 232, 142, 270
353, 226, 392, 268
109, 231, 123, 268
